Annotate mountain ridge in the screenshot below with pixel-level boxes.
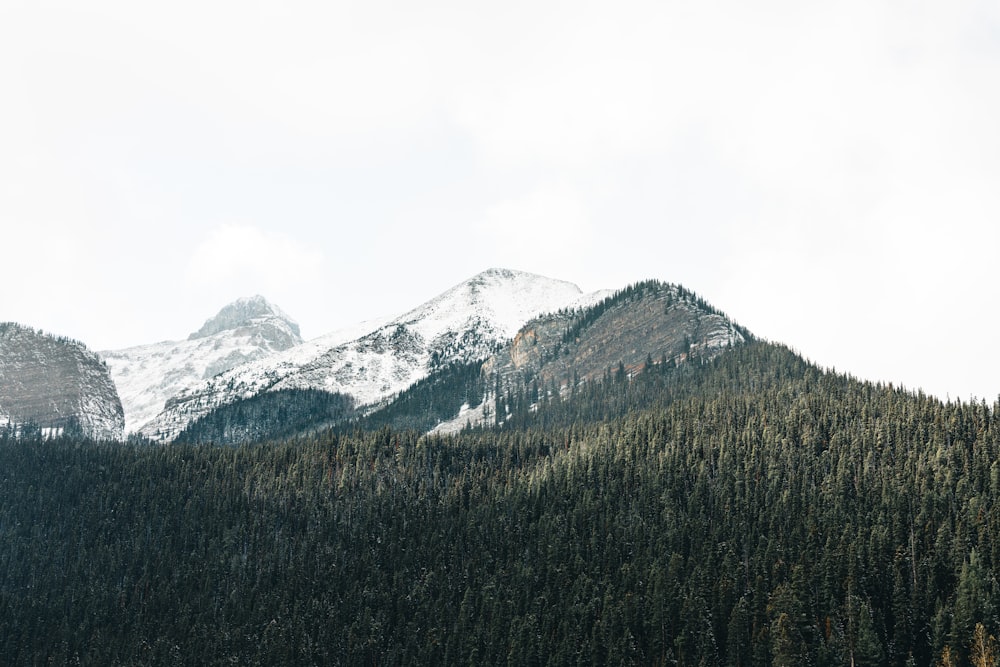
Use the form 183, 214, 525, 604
489, 280, 749, 388
173, 279, 753, 443
52, 269, 750, 441
433, 280, 750, 434
138, 268, 590, 441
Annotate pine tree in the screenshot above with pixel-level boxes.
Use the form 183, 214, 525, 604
971, 623, 998, 667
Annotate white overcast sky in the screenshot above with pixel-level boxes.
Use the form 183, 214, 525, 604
2, 1, 999, 401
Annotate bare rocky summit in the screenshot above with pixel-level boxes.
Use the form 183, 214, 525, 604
188, 295, 302, 346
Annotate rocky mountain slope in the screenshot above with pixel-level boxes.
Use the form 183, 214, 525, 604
101, 296, 303, 434
488, 280, 748, 390
174, 279, 753, 442
0, 323, 124, 440
140, 269, 592, 441
431, 281, 751, 433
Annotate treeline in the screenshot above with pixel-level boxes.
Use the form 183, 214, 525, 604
1, 343, 1000, 665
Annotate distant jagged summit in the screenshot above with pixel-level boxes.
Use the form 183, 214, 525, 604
189, 295, 301, 343
103, 296, 304, 434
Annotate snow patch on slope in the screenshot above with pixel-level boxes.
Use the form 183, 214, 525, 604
427, 398, 492, 436
567, 289, 616, 312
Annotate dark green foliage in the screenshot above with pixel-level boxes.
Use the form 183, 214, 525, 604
353, 361, 487, 433
176, 362, 488, 445
494, 340, 799, 433
2, 342, 1000, 665
174, 388, 356, 445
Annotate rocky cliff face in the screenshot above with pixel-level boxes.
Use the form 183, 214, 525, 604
188, 295, 302, 345
0, 323, 124, 440
101, 296, 303, 434
486, 281, 750, 393
410, 281, 753, 434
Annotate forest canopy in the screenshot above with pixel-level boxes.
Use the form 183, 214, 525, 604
1, 342, 999, 665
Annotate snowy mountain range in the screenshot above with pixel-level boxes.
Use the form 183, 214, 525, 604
1, 269, 753, 443
110, 269, 602, 441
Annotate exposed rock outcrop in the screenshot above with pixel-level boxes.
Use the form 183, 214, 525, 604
487, 281, 750, 393
0, 323, 124, 440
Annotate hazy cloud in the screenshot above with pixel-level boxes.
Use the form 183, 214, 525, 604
185, 225, 324, 292
476, 186, 596, 274
2, 0, 1000, 398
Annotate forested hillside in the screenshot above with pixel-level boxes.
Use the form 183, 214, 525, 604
173, 362, 488, 445
353, 361, 488, 433
174, 388, 355, 445
2, 342, 1000, 665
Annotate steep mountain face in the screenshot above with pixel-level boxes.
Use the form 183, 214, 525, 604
141, 269, 588, 441
425, 281, 750, 434
486, 280, 749, 391
0, 323, 124, 440
101, 296, 303, 434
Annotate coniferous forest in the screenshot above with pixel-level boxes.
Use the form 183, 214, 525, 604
3, 342, 1000, 665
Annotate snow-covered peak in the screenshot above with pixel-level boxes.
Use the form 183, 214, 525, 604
140, 268, 588, 440
103, 297, 305, 434
189, 295, 301, 342
390, 268, 583, 341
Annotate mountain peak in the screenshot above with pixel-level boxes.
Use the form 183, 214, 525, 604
141, 270, 589, 440
467, 267, 575, 287
105, 297, 304, 435
475, 267, 520, 279
189, 296, 301, 341
406, 268, 584, 340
